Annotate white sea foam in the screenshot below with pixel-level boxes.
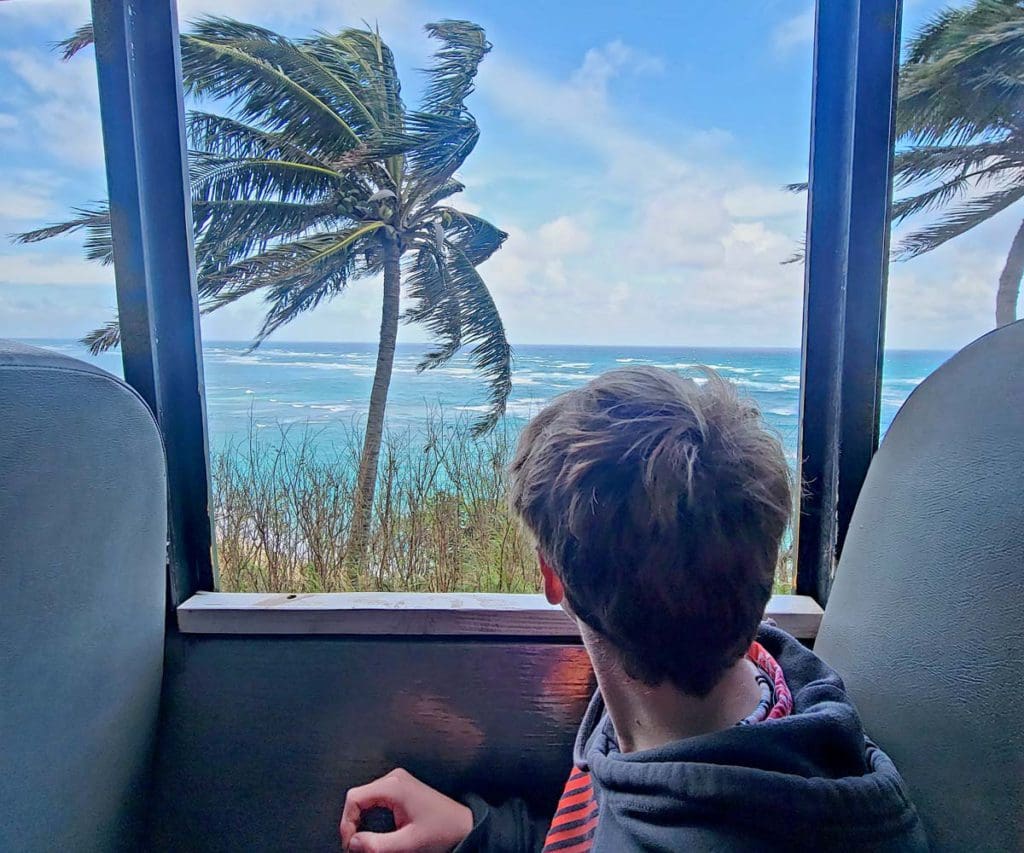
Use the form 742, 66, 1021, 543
520, 371, 598, 382
457, 398, 549, 417
737, 379, 797, 392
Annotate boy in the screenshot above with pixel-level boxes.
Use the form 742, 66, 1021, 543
340, 367, 927, 852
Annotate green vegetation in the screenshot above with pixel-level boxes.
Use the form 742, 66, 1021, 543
789, 0, 1024, 326
16, 17, 511, 574
212, 414, 796, 596
893, 0, 1024, 327
213, 414, 537, 594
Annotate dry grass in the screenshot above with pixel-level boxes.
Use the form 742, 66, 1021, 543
213, 413, 538, 593
212, 413, 795, 595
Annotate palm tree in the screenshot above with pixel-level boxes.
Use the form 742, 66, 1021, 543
788, 0, 1024, 327
893, 0, 1024, 327
15, 18, 512, 574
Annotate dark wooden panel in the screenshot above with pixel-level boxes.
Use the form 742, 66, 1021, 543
147, 636, 594, 852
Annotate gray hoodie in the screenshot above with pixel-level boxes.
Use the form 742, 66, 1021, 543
458, 624, 928, 851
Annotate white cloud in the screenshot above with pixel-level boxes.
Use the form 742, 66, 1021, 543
0, 252, 113, 287
471, 42, 809, 345
0, 169, 65, 221
1, 49, 104, 170
538, 216, 592, 255
570, 40, 664, 103
724, 184, 806, 220
773, 6, 814, 54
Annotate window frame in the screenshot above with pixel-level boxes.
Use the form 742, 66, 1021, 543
88, 0, 901, 624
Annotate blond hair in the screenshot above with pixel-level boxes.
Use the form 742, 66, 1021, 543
509, 366, 792, 696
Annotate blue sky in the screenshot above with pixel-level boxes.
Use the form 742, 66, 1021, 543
0, 0, 1013, 349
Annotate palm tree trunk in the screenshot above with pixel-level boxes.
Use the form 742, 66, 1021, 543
346, 236, 401, 582
996, 218, 1024, 327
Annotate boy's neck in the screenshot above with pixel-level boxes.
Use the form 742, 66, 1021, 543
586, 635, 762, 753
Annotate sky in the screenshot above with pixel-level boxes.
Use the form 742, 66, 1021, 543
0, 0, 1013, 351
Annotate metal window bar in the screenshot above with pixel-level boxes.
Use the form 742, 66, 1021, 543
91, 0, 217, 607
795, 0, 903, 605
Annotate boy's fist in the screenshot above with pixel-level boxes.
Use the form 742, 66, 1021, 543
340, 767, 474, 853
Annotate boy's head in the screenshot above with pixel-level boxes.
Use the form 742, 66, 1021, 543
509, 366, 791, 697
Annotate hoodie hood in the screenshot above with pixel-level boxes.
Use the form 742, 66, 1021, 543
574, 623, 928, 851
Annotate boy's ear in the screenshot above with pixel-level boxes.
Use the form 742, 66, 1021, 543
538, 552, 565, 606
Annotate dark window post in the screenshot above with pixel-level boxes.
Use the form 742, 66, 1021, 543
91, 0, 217, 605
795, 0, 902, 605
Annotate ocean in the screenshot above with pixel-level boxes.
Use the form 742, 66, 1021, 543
32, 339, 950, 464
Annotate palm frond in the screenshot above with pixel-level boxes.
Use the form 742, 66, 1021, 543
408, 178, 464, 215
199, 222, 385, 300
404, 244, 463, 369
187, 112, 332, 168
12, 204, 113, 265
892, 161, 1024, 222
782, 238, 805, 265
896, 183, 1024, 258
898, 3, 1024, 145
189, 153, 349, 203
193, 198, 344, 271
421, 21, 491, 117
439, 208, 508, 265
893, 139, 1024, 187
404, 111, 480, 192
442, 241, 512, 434
182, 18, 365, 160
904, 6, 969, 64
56, 23, 94, 60
317, 28, 404, 134
82, 318, 121, 354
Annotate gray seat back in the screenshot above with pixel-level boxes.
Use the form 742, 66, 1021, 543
0, 340, 167, 852
815, 321, 1024, 851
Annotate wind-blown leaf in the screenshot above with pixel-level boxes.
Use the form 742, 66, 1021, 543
82, 318, 121, 354
896, 183, 1024, 258
893, 139, 1024, 187
404, 244, 463, 369
190, 152, 350, 203
199, 221, 386, 300
56, 23, 94, 60
187, 112, 332, 168
440, 209, 508, 265
182, 18, 366, 160
443, 241, 512, 434
421, 20, 491, 117
898, 2, 1024, 145
13, 205, 113, 264
193, 198, 344, 271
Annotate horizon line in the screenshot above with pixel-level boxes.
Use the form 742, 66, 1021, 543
15, 336, 956, 354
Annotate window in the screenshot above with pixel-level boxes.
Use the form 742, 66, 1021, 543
3, 1, 919, 617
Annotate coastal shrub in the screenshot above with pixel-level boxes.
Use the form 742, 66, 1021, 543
212, 413, 795, 595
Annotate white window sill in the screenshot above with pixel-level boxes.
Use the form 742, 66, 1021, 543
177, 592, 823, 640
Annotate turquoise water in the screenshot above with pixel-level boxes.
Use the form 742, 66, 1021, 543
32, 339, 950, 463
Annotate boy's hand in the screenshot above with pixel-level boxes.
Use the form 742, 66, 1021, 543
340, 767, 474, 853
